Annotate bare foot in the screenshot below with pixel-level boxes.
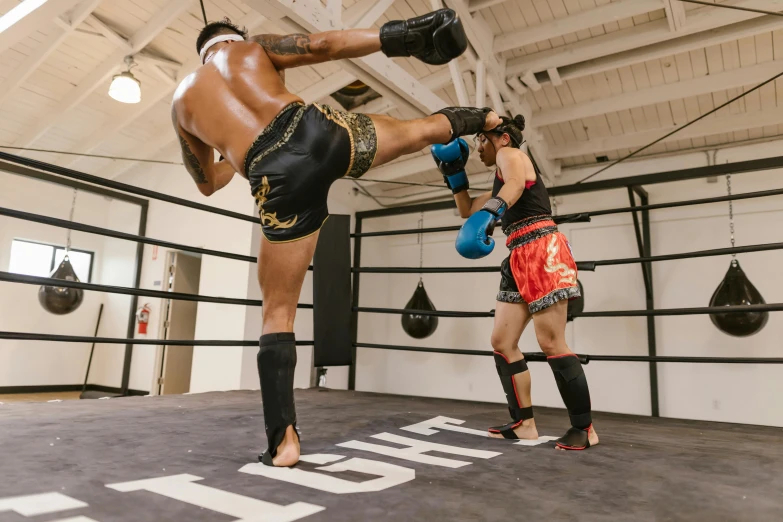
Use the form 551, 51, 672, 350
272, 425, 300, 467
555, 424, 600, 450
488, 418, 539, 440
483, 111, 502, 131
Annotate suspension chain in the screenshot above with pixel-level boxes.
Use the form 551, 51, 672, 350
418, 211, 424, 281
66, 188, 77, 254
726, 174, 736, 261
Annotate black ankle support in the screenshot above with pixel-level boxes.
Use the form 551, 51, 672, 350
257, 332, 298, 465
494, 352, 534, 422
434, 106, 492, 141
547, 354, 592, 429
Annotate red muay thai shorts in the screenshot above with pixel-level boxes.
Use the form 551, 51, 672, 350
497, 215, 580, 314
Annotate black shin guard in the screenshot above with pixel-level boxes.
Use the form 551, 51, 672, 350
489, 352, 533, 439
548, 354, 592, 429
434, 106, 492, 142
257, 332, 298, 466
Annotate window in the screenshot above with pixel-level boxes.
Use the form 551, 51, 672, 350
8, 239, 93, 282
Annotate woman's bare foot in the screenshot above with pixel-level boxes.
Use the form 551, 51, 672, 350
484, 111, 503, 131
272, 425, 300, 466
488, 418, 539, 440
555, 424, 599, 450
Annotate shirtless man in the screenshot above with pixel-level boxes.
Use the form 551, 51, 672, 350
431, 116, 599, 450
171, 12, 502, 467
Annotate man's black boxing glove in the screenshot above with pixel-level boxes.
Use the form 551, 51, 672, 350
380, 8, 467, 66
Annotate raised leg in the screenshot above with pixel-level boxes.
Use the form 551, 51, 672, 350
256, 232, 319, 467
367, 109, 501, 169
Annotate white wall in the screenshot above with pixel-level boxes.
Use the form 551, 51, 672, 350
354, 168, 783, 427
115, 163, 256, 394
0, 170, 147, 390
0, 171, 106, 387
90, 199, 142, 389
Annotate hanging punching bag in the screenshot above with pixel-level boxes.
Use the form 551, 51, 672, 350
401, 280, 439, 339
567, 279, 584, 322
39, 256, 84, 315
709, 260, 768, 337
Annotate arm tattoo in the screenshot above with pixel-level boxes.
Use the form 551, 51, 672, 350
171, 105, 207, 184
179, 135, 207, 184
253, 34, 312, 55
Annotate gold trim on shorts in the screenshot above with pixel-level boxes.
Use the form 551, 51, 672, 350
261, 215, 330, 244
245, 102, 306, 174
312, 103, 377, 178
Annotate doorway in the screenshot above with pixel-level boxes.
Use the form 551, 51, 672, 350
155, 251, 202, 395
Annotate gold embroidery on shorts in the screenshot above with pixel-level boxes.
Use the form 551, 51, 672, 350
254, 176, 298, 230
544, 235, 576, 285
313, 103, 355, 177
246, 104, 306, 174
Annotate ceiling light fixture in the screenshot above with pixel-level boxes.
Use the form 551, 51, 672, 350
109, 56, 141, 104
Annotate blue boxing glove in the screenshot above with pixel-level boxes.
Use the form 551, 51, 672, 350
455, 196, 507, 259
431, 138, 470, 194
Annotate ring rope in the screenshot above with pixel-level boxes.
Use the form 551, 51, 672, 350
0, 331, 314, 346
352, 188, 783, 238
0, 271, 314, 309
355, 241, 783, 274
354, 343, 783, 364
356, 302, 783, 318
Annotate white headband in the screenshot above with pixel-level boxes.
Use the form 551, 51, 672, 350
200, 34, 244, 63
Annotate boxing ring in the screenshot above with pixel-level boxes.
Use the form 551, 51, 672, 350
1, 150, 783, 520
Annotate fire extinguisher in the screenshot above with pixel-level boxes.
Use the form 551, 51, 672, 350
136, 304, 151, 335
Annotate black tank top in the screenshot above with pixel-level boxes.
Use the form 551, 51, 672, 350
491, 161, 551, 231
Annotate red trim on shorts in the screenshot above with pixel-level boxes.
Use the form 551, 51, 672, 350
505, 218, 556, 243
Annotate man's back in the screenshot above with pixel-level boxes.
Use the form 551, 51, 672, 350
172, 41, 302, 176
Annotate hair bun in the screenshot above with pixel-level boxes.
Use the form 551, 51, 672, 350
513, 114, 526, 130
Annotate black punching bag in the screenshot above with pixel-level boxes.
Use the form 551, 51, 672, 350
39, 256, 84, 315
401, 280, 438, 339
709, 260, 768, 337
567, 279, 584, 322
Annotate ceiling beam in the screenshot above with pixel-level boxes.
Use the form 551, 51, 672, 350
297, 70, 357, 103
12, 0, 194, 148
556, 11, 783, 86
505, 0, 781, 78
535, 61, 783, 127
352, 0, 396, 28
548, 107, 783, 159
0, 0, 102, 105
663, 0, 687, 32
446, 0, 560, 177
0, 0, 83, 51
343, 0, 394, 27
86, 13, 132, 51
494, 0, 662, 53
468, 0, 508, 13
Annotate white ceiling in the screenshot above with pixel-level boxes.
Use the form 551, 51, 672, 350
1, 0, 781, 206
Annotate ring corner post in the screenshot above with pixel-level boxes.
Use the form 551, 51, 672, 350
313, 214, 353, 387
631, 185, 659, 418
